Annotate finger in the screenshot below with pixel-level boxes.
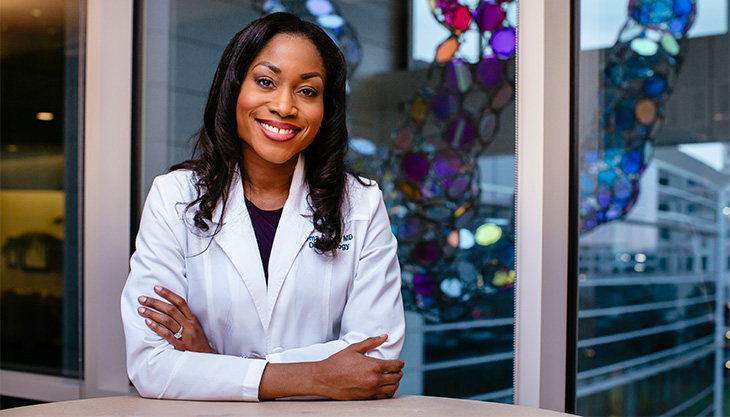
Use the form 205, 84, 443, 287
154, 286, 196, 321
138, 295, 187, 326
144, 317, 183, 350
375, 358, 405, 373
138, 306, 180, 334
375, 382, 398, 398
379, 371, 403, 386
351, 334, 388, 354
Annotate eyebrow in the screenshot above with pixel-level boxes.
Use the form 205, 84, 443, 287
253, 61, 324, 82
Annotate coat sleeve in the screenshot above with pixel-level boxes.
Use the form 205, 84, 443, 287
266, 185, 405, 364
121, 175, 267, 401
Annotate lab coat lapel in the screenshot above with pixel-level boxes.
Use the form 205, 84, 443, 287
212, 173, 269, 330
267, 154, 314, 325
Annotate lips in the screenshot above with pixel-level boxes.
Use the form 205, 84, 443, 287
257, 119, 301, 142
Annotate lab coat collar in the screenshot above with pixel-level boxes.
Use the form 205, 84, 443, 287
212, 153, 314, 331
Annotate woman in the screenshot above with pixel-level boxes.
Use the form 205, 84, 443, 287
120, 12, 405, 401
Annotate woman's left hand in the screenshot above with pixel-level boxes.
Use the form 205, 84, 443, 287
137, 286, 218, 354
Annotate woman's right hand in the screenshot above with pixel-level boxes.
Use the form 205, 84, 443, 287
315, 335, 404, 400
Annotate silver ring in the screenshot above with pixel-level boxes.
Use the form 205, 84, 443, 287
173, 325, 183, 339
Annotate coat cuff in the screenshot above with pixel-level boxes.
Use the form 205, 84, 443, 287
242, 358, 268, 401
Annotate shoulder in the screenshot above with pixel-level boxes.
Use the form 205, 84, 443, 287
148, 169, 198, 203
142, 169, 200, 223
344, 173, 384, 222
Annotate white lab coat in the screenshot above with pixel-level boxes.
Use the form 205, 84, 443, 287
120, 154, 405, 401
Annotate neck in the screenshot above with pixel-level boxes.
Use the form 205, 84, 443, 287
242, 150, 298, 211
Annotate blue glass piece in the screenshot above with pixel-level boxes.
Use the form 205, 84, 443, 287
604, 148, 623, 167
613, 198, 629, 209
650, 1, 673, 25
615, 105, 636, 131
643, 75, 666, 97
585, 151, 599, 163
669, 17, 686, 34
306, 0, 333, 16
606, 64, 622, 86
580, 175, 596, 196
598, 169, 618, 186
595, 210, 607, 223
318, 14, 344, 29
620, 151, 643, 174
625, 56, 651, 79
498, 244, 514, 266
674, 0, 693, 16
262, 0, 286, 12
421, 295, 434, 308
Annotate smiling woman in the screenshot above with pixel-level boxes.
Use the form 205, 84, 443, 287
120, 12, 405, 402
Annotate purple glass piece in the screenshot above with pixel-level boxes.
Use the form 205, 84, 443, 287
431, 91, 459, 121
606, 208, 621, 219
446, 114, 476, 148
398, 216, 422, 238
476, 55, 503, 87
432, 152, 461, 177
401, 152, 429, 182
583, 217, 597, 231
414, 241, 441, 265
447, 175, 469, 199
446, 59, 472, 92
597, 186, 612, 208
490, 27, 516, 58
474, 1, 505, 32
413, 273, 436, 295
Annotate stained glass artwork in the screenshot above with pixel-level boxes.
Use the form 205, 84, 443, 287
579, 0, 695, 233
383, 0, 517, 322
257, 0, 362, 76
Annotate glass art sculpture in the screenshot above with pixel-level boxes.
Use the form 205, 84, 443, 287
580, 0, 696, 232
382, 0, 518, 322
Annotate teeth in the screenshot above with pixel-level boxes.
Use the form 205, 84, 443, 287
261, 122, 295, 135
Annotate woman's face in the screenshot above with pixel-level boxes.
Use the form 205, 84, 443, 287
236, 33, 325, 167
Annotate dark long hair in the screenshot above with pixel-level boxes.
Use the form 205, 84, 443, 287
171, 12, 350, 255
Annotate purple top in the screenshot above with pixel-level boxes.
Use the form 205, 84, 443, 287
244, 198, 283, 283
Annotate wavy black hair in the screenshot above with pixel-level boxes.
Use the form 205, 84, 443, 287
171, 12, 351, 255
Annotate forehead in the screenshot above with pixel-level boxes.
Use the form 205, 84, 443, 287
253, 33, 325, 75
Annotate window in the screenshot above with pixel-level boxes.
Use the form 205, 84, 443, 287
0, 0, 83, 379
575, 0, 729, 415
136, 0, 518, 402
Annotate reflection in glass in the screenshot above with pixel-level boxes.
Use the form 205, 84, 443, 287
0, 0, 83, 377
576, 0, 729, 415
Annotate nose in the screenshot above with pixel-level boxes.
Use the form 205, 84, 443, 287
268, 89, 297, 118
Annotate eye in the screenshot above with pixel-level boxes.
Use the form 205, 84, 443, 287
299, 87, 319, 97
256, 78, 273, 88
